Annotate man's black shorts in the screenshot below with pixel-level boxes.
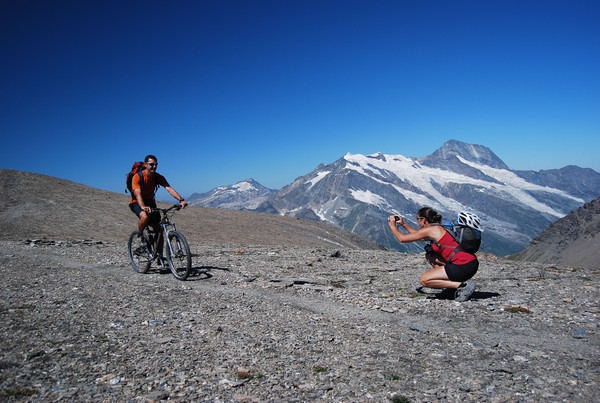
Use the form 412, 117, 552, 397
129, 201, 157, 217
129, 201, 160, 226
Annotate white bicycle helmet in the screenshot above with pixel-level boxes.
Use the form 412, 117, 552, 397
457, 212, 483, 231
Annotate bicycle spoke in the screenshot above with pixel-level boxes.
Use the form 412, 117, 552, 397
128, 231, 151, 273
166, 231, 192, 280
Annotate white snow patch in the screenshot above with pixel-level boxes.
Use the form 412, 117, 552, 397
315, 210, 328, 221
343, 152, 576, 219
232, 181, 256, 192
456, 156, 582, 217
344, 153, 472, 212
350, 189, 391, 210
306, 171, 330, 190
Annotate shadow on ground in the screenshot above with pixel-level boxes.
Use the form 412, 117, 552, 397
139, 265, 231, 281
186, 266, 231, 281
422, 288, 501, 301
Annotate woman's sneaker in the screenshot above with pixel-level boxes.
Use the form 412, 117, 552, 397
455, 281, 475, 302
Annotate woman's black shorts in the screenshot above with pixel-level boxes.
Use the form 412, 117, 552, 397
444, 259, 479, 283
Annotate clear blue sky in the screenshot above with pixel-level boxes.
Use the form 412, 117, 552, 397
1, 0, 598, 198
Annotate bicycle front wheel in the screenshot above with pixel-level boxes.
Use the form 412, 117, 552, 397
127, 231, 152, 274
165, 230, 192, 280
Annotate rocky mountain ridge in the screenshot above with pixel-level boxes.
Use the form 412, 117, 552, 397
188, 178, 276, 210
189, 140, 600, 256
514, 196, 600, 269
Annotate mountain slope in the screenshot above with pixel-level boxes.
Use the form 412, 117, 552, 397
511, 197, 600, 269
0, 170, 380, 250
514, 165, 600, 201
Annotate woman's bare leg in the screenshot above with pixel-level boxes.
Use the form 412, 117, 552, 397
419, 266, 462, 289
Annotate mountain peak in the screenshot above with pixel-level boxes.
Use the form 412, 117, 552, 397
188, 178, 275, 210
231, 178, 272, 192
430, 140, 510, 170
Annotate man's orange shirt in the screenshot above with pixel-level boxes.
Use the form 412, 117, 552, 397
130, 171, 169, 204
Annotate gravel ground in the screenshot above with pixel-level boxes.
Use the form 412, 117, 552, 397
1, 239, 598, 402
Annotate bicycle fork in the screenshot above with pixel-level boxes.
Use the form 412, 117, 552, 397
163, 230, 181, 261
159, 224, 179, 262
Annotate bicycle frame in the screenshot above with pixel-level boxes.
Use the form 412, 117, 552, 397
147, 204, 181, 262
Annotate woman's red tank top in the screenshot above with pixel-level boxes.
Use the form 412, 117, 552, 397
431, 231, 477, 265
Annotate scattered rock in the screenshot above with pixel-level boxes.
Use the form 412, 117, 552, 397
0, 240, 598, 402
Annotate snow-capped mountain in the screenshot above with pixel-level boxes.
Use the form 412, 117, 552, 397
190, 141, 600, 255
188, 179, 276, 210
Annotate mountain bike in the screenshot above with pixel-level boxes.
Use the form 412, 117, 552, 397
127, 204, 192, 280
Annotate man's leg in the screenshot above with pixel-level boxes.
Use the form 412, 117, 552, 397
137, 211, 150, 235
147, 211, 163, 257
130, 203, 150, 235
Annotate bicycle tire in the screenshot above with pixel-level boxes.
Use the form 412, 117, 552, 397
165, 230, 192, 280
127, 231, 152, 273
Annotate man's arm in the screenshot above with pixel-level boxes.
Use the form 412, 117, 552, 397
165, 186, 188, 208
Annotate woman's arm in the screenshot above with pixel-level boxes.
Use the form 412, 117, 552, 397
388, 215, 435, 243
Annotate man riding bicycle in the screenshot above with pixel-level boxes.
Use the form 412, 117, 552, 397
129, 154, 188, 236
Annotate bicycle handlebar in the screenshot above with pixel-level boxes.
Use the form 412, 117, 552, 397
151, 204, 183, 213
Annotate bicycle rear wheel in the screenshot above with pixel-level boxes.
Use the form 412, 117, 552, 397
127, 231, 152, 273
165, 230, 192, 280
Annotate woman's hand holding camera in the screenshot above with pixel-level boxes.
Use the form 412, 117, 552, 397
388, 214, 404, 228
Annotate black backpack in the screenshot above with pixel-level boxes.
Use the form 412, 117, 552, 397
432, 213, 482, 261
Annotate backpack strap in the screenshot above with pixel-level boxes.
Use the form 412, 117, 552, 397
137, 170, 144, 194
129, 170, 145, 199
429, 223, 464, 263
154, 173, 163, 193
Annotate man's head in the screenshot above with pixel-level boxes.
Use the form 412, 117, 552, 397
144, 155, 158, 173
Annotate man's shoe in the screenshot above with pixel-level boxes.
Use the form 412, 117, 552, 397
455, 281, 475, 302
133, 234, 149, 255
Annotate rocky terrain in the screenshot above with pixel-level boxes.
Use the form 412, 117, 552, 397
0, 170, 598, 402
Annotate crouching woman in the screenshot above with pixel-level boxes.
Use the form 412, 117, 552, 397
388, 207, 478, 302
